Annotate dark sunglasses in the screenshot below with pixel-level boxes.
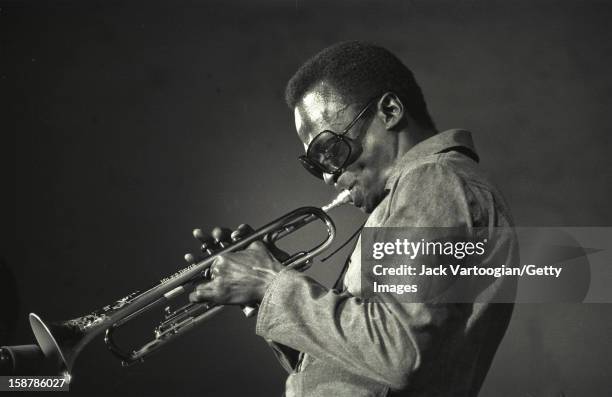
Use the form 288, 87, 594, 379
298, 98, 377, 180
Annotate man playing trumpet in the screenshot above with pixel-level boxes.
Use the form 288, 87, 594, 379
191, 41, 516, 397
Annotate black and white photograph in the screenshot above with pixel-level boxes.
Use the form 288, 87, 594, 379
2, 1, 611, 396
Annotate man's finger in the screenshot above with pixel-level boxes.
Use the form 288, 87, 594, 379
210, 255, 227, 277
188, 290, 203, 303
231, 223, 254, 241
211, 227, 233, 247
247, 240, 267, 251
193, 229, 215, 254
252, 266, 278, 276
189, 282, 217, 302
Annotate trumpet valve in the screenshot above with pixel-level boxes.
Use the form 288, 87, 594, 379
211, 227, 231, 248
193, 229, 215, 254
183, 253, 196, 264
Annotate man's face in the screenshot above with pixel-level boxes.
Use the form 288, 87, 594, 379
294, 89, 396, 213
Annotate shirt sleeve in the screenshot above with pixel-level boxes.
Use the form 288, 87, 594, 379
255, 161, 480, 390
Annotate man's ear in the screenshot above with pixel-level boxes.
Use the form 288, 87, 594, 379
377, 92, 404, 130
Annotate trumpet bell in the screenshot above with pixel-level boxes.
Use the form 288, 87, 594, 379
29, 313, 99, 373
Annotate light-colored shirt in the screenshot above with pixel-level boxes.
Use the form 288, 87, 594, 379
256, 129, 517, 397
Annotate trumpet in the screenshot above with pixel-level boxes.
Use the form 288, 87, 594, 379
26, 190, 352, 375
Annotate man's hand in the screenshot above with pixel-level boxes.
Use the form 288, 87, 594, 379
189, 230, 285, 306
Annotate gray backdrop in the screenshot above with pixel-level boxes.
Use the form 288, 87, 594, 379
3, 0, 612, 396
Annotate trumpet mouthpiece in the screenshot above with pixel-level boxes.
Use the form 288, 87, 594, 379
321, 190, 352, 212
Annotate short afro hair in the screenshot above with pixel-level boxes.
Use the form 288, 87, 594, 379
285, 41, 435, 129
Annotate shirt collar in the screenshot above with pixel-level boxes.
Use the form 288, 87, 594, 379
384, 129, 479, 190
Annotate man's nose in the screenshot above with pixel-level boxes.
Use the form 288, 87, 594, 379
323, 172, 337, 186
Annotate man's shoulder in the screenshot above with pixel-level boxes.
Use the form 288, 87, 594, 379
391, 149, 504, 199
384, 151, 514, 227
